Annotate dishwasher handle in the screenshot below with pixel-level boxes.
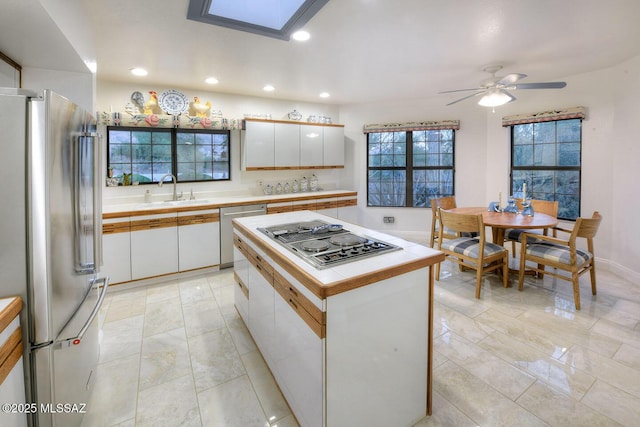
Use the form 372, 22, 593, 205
222, 208, 266, 217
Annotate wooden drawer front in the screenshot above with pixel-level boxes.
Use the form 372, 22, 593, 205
292, 202, 316, 211
178, 212, 220, 226
246, 245, 274, 284
103, 220, 131, 234
337, 198, 357, 208
234, 271, 249, 299
267, 205, 294, 214
130, 216, 177, 231
274, 270, 325, 338
316, 199, 338, 210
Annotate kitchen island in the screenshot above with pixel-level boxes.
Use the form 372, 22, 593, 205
232, 211, 444, 427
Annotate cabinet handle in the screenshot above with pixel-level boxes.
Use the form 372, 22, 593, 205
288, 298, 298, 310
288, 286, 298, 297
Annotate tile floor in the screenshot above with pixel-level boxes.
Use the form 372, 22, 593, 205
81, 256, 640, 427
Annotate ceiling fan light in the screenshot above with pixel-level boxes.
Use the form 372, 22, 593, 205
478, 89, 512, 107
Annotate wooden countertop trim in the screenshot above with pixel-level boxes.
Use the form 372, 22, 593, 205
130, 216, 177, 231
103, 191, 357, 219
233, 223, 445, 300
177, 212, 220, 226
244, 117, 344, 128
0, 297, 22, 334
0, 334, 23, 384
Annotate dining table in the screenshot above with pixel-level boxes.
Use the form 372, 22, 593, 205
448, 206, 559, 246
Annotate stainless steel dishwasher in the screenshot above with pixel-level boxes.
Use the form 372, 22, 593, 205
220, 204, 267, 268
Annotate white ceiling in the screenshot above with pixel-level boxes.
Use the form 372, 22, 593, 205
3, 0, 640, 106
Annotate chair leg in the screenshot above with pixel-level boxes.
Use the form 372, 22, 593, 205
537, 264, 545, 279
518, 242, 526, 291
475, 266, 483, 299
502, 253, 509, 288
590, 263, 597, 295
511, 241, 516, 258
572, 274, 581, 310
435, 259, 441, 281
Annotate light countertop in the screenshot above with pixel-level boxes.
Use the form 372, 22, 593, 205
232, 211, 444, 299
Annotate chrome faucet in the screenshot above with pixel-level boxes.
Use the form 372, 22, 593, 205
158, 173, 181, 201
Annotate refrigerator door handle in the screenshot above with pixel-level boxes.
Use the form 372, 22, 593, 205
57, 276, 109, 349
90, 131, 103, 270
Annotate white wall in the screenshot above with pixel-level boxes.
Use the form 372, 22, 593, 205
96, 80, 345, 204
339, 56, 640, 280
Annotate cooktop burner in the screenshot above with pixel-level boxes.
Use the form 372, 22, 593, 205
258, 220, 402, 268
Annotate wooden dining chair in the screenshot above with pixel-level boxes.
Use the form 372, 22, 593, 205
504, 199, 559, 257
436, 209, 509, 298
518, 211, 602, 310
429, 196, 457, 248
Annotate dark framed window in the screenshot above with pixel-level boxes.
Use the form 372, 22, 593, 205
367, 129, 455, 207
107, 126, 230, 184
510, 118, 581, 220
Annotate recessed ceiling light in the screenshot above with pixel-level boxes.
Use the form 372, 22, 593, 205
263, 84, 275, 92
292, 30, 311, 41
130, 67, 148, 77
205, 77, 219, 84
319, 92, 330, 98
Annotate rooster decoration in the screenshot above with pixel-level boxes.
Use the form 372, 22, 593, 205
129, 91, 161, 114
192, 96, 211, 117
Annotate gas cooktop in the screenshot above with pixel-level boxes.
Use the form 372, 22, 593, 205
258, 220, 402, 269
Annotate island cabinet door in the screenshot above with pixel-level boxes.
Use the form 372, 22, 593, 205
272, 272, 324, 427
232, 244, 249, 323
246, 248, 276, 365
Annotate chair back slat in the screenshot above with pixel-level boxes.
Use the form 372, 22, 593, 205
439, 209, 483, 235
430, 196, 457, 216
573, 211, 602, 239
515, 199, 558, 217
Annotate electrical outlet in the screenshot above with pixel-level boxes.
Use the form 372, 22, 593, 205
383, 216, 395, 223
257, 180, 263, 187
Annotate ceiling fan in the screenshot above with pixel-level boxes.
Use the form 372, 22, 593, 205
439, 65, 567, 107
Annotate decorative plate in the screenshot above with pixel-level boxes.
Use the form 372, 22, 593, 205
158, 89, 188, 115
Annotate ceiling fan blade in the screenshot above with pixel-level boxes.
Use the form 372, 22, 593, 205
497, 73, 527, 85
512, 82, 567, 90
445, 91, 485, 106
438, 87, 484, 94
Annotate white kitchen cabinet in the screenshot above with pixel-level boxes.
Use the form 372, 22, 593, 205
246, 245, 276, 366
130, 213, 178, 280
178, 209, 220, 271
101, 218, 131, 284
242, 120, 274, 170
336, 195, 358, 223
322, 125, 345, 167
300, 124, 325, 168
274, 122, 300, 168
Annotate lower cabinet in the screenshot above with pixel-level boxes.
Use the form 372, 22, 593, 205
178, 209, 220, 271
130, 213, 178, 280
102, 218, 131, 284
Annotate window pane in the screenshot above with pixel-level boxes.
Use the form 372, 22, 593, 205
513, 124, 533, 145
534, 143, 556, 166
557, 142, 580, 166
153, 145, 172, 163
557, 119, 580, 142
131, 131, 151, 144
132, 145, 151, 163
177, 133, 195, 145
513, 145, 533, 166
177, 144, 195, 162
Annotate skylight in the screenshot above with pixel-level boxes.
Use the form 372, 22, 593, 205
187, 0, 329, 40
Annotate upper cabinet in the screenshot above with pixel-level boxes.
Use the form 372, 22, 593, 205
242, 118, 344, 171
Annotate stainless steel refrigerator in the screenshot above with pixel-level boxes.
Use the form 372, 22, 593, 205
0, 88, 109, 427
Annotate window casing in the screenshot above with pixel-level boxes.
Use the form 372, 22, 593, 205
107, 127, 230, 184
367, 129, 455, 207
510, 118, 581, 220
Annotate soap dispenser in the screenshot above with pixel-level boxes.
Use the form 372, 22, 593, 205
144, 189, 152, 203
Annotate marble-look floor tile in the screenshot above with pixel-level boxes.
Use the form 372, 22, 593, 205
612, 343, 640, 370
139, 327, 191, 391
225, 316, 258, 355
413, 390, 478, 427
197, 375, 268, 427
591, 317, 640, 350
104, 288, 147, 323
81, 354, 140, 427
242, 350, 293, 424
136, 374, 201, 427
188, 327, 246, 392
269, 414, 300, 427
581, 379, 640, 426
517, 380, 621, 426
145, 281, 180, 304
212, 284, 237, 319
179, 276, 214, 305
99, 314, 143, 363
434, 360, 547, 426
435, 331, 536, 400
182, 298, 226, 337
478, 330, 595, 400
433, 302, 494, 343
143, 299, 184, 337
559, 344, 640, 398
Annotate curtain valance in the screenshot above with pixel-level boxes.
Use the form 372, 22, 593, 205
363, 119, 460, 134
501, 106, 586, 127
